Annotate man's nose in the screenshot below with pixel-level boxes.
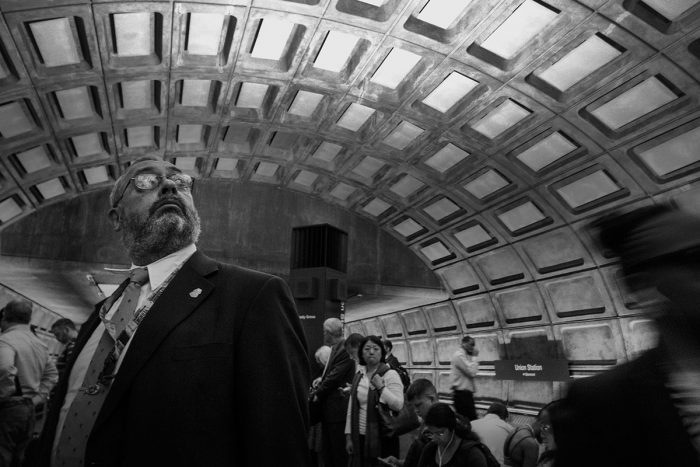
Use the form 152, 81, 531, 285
159, 178, 178, 196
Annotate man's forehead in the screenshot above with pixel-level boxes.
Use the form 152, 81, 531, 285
125, 159, 181, 177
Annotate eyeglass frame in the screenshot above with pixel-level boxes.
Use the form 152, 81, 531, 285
112, 172, 194, 207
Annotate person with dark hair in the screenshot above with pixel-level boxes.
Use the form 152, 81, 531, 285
503, 421, 539, 467
450, 335, 479, 421
50, 318, 78, 374
471, 401, 514, 465
534, 400, 563, 467
555, 203, 700, 467
345, 335, 404, 466
383, 339, 411, 390
0, 300, 58, 467
34, 156, 311, 467
345, 332, 365, 368
417, 402, 491, 467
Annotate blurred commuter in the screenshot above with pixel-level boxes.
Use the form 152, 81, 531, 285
417, 403, 492, 467
450, 335, 479, 420
310, 345, 332, 467
49, 319, 78, 375
503, 422, 539, 467
533, 401, 563, 467
346, 335, 404, 467
310, 318, 356, 467
555, 203, 700, 467
471, 401, 514, 466
383, 339, 411, 390
0, 300, 58, 467
345, 332, 364, 368
34, 156, 310, 467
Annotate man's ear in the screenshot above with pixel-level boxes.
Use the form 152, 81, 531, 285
108, 207, 122, 231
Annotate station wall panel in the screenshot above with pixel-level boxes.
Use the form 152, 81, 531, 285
474, 376, 506, 403
362, 317, 384, 337
541, 270, 615, 322
509, 380, 557, 406
436, 336, 461, 366
401, 308, 430, 337
411, 370, 435, 386
555, 320, 626, 366
493, 283, 548, 326
346, 321, 365, 336
474, 246, 531, 288
380, 314, 404, 338
436, 260, 484, 295
472, 331, 504, 364
424, 302, 460, 334
408, 338, 434, 366
516, 226, 592, 277
392, 340, 409, 365
453, 294, 499, 330
503, 327, 558, 359
619, 317, 658, 360
437, 371, 452, 395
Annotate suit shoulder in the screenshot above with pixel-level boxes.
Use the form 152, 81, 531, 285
217, 262, 284, 285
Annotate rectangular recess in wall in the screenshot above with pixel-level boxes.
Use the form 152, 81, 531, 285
401, 309, 429, 336
119, 80, 153, 110
34, 177, 66, 201
180, 79, 212, 107
494, 285, 544, 324
82, 165, 110, 185
177, 124, 203, 144
15, 146, 52, 174
475, 247, 527, 286
383, 121, 424, 150
329, 182, 356, 201
71, 133, 105, 157
389, 174, 425, 199
419, 238, 455, 265
424, 143, 470, 174
53, 86, 96, 120
496, 199, 552, 236
438, 261, 481, 294
553, 169, 628, 213
452, 222, 497, 252
422, 197, 463, 224
455, 295, 496, 328
421, 72, 478, 113
112, 12, 152, 56
416, 0, 473, 29
0, 101, 36, 138
293, 170, 319, 188
352, 156, 385, 179
380, 314, 404, 338
336, 103, 375, 131
313, 30, 360, 72
632, 122, 700, 181
470, 99, 532, 139
186, 13, 225, 56
514, 131, 580, 173
255, 161, 279, 177
463, 169, 512, 201
642, 0, 699, 21
0, 196, 24, 223
370, 48, 422, 90
362, 197, 392, 218
28, 18, 82, 67
236, 82, 268, 109
425, 303, 459, 333
546, 275, 606, 318
312, 141, 343, 163
250, 18, 295, 60
287, 90, 324, 117
392, 216, 427, 240
125, 126, 155, 148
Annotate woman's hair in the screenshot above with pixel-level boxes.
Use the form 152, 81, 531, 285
357, 335, 386, 366
424, 402, 456, 431
344, 333, 364, 351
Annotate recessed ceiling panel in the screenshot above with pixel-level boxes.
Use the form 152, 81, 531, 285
36, 178, 65, 199
394, 217, 424, 237
126, 126, 153, 147
464, 170, 510, 199
312, 141, 343, 162
0, 197, 22, 223
336, 103, 375, 131
28, 18, 81, 67
71, 133, 103, 157
454, 224, 492, 249
422, 72, 479, 113
121, 80, 152, 110
288, 90, 324, 117
643, 0, 699, 20
16, 146, 51, 173
589, 77, 678, 130
352, 156, 385, 179
176, 157, 197, 170
370, 48, 422, 89
556, 170, 620, 209
216, 158, 237, 171
256, 161, 279, 177
425, 143, 470, 173
113, 13, 152, 57
383, 121, 424, 149
416, 0, 473, 29
250, 18, 295, 60
420, 240, 452, 262
294, 170, 318, 186
187, 13, 225, 56
236, 82, 268, 108
0, 102, 34, 137
314, 31, 359, 72
55, 87, 93, 120
83, 166, 109, 185
480, 0, 559, 60
363, 197, 391, 217
181, 79, 211, 106
637, 125, 700, 177
177, 124, 202, 143
498, 201, 546, 232
537, 34, 623, 92
424, 197, 460, 222
516, 132, 578, 172
330, 182, 355, 200
390, 174, 424, 198
471, 99, 531, 139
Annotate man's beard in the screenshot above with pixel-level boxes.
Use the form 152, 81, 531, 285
121, 199, 201, 265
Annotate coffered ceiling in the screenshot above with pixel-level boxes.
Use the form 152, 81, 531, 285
1, 0, 700, 299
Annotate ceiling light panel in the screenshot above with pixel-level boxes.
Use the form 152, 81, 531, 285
294, 170, 318, 187
589, 76, 678, 130
422, 72, 479, 113
256, 161, 279, 177
55, 87, 93, 120
420, 241, 452, 262
236, 82, 268, 108
383, 121, 424, 150
187, 13, 225, 56
463, 170, 510, 199
176, 157, 197, 170
113, 13, 152, 56
454, 224, 493, 249
393, 218, 424, 237
537, 35, 622, 92
390, 175, 425, 198
480, 0, 559, 60
498, 201, 546, 233
352, 156, 385, 179
330, 182, 355, 200
425, 144, 470, 173
120, 80, 152, 110
370, 48, 422, 89
637, 126, 700, 177
71, 133, 103, 157
643, 0, 699, 20
556, 170, 620, 209
314, 31, 360, 72
424, 198, 461, 222
36, 178, 65, 199
312, 142, 343, 162
126, 126, 153, 147
416, 0, 473, 29
288, 90, 324, 117
0, 198, 22, 223
16, 146, 51, 173
516, 132, 578, 172
177, 124, 203, 143
250, 18, 295, 60
471, 100, 531, 139
0, 102, 34, 138
363, 198, 392, 217
28, 18, 82, 67
181, 79, 211, 106
336, 103, 375, 131
83, 166, 109, 185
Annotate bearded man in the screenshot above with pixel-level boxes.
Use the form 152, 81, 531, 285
34, 157, 311, 467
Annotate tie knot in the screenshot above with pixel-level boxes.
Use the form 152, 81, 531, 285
129, 267, 149, 286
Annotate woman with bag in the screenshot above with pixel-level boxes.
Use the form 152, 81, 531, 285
345, 335, 404, 467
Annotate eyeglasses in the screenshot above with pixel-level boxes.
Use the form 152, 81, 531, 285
113, 172, 194, 206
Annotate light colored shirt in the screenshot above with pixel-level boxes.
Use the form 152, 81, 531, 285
450, 348, 478, 392
52, 244, 196, 464
345, 366, 403, 435
0, 324, 58, 404
471, 413, 514, 466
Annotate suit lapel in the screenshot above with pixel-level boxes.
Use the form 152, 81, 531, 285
92, 251, 218, 432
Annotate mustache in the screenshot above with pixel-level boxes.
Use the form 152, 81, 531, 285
149, 197, 186, 216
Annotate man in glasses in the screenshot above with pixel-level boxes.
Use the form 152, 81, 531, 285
35, 156, 311, 467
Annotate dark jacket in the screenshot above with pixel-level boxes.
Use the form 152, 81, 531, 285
35, 252, 311, 467
312, 340, 355, 423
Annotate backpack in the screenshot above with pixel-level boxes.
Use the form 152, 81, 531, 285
463, 440, 501, 467
387, 356, 411, 390
503, 426, 536, 466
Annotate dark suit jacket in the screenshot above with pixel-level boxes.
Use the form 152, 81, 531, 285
36, 252, 311, 467
555, 346, 700, 467
312, 340, 354, 424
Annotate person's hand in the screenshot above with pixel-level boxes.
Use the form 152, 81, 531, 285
345, 436, 353, 455
379, 455, 402, 466
340, 383, 351, 395
312, 377, 321, 388
370, 374, 385, 391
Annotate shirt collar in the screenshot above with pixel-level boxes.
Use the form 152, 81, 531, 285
132, 243, 197, 290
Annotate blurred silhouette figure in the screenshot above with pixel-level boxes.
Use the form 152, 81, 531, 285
555, 203, 700, 467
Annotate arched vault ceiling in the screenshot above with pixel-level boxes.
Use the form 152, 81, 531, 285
1, 0, 700, 297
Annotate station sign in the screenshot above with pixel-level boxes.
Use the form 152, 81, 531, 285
494, 359, 570, 381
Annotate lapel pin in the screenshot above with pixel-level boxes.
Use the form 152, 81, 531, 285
189, 288, 202, 298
